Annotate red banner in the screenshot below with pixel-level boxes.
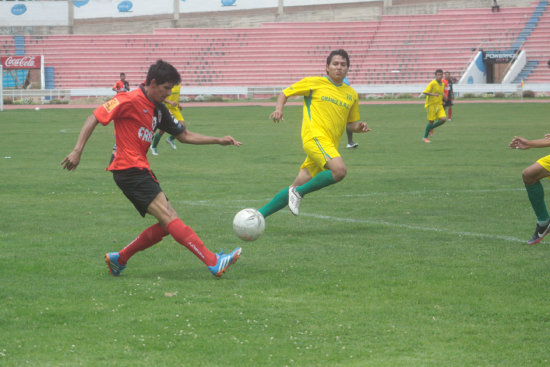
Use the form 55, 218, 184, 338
1, 55, 42, 69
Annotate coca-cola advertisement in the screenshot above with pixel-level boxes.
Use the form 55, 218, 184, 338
1, 55, 42, 69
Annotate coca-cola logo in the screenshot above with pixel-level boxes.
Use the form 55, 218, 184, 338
1, 56, 41, 69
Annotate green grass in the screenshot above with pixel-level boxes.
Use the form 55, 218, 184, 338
1, 102, 550, 366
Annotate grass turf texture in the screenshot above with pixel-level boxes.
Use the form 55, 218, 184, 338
1, 103, 550, 366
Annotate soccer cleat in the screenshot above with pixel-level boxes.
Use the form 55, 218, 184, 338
288, 186, 302, 216
423, 138, 431, 143
105, 252, 126, 276
447, 118, 452, 122
208, 247, 242, 277
166, 137, 177, 150
346, 142, 359, 149
150, 146, 159, 156
527, 221, 550, 245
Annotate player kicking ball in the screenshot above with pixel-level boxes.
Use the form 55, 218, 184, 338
61, 60, 242, 277
510, 134, 550, 244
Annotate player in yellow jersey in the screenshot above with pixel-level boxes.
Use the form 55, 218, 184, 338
422, 69, 447, 143
151, 83, 183, 155
257, 49, 371, 219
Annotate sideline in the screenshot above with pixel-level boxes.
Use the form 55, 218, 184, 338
3, 99, 548, 110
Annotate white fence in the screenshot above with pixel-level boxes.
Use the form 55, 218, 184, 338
2, 84, 549, 106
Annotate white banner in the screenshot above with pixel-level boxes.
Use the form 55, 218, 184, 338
74, 0, 172, 19
0, 2, 68, 26
0, 0, 379, 23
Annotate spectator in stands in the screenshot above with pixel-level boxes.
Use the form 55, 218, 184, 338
150, 83, 183, 155
422, 69, 447, 143
256, 49, 371, 219
112, 72, 130, 93
61, 59, 242, 278
442, 71, 454, 121
509, 134, 550, 244
491, 0, 500, 12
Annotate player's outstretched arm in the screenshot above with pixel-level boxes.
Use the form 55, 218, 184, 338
176, 129, 242, 146
269, 92, 288, 123
60, 114, 100, 170
509, 135, 550, 150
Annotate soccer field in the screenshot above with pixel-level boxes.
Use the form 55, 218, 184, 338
1, 102, 550, 366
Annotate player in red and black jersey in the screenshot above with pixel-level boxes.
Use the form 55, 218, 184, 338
442, 71, 454, 121
62, 60, 242, 278
112, 72, 130, 94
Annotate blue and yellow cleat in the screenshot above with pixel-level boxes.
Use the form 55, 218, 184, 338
105, 252, 126, 276
208, 247, 242, 277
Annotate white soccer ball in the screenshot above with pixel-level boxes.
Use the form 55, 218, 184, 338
233, 208, 265, 241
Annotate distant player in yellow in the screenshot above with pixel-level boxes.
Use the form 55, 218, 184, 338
422, 69, 447, 143
151, 83, 183, 155
257, 49, 371, 218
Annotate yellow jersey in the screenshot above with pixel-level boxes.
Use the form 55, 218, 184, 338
423, 79, 444, 108
283, 76, 360, 145
164, 84, 182, 115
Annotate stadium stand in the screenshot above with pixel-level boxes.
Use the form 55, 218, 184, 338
516, 1, 550, 83
1, 1, 548, 91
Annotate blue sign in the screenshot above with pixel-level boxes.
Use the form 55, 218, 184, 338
221, 0, 237, 6
118, 1, 133, 12
73, 1, 90, 8
11, 4, 27, 16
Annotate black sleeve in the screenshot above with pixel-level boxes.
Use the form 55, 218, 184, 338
156, 103, 186, 137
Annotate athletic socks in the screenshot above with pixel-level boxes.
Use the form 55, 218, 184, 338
424, 123, 433, 138
166, 218, 217, 267
448, 108, 452, 119
118, 223, 168, 266
295, 170, 336, 197
431, 119, 444, 129
258, 170, 336, 218
526, 181, 550, 223
151, 133, 161, 149
258, 187, 289, 218
117, 219, 217, 267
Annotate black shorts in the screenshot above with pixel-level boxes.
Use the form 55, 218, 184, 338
444, 99, 454, 107
112, 168, 166, 217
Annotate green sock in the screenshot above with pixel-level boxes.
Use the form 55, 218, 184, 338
151, 133, 161, 149
169, 135, 176, 142
258, 187, 289, 218
526, 181, 550, 223
296, 170, 336, 197
432, 119, 444, 129
424, 123, 433, 138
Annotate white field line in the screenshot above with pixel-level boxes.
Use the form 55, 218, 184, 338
174, 186, 526, 244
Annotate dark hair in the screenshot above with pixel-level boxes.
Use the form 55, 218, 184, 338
547, 60, 550, 67
435, 69, 443, 74
326, 49, 350, 68
120, 72, 125, 77
146, 59, 181, 86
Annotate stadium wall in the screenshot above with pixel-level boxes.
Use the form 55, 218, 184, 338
0, 0, 535, 35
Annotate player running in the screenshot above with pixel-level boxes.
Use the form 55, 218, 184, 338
61, 60, 242, 277
257, 49, 370, 219
150, 83, 183, 155
510, 134, 550, 244
442, 71, 454, 121
422, 69, 447, 143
